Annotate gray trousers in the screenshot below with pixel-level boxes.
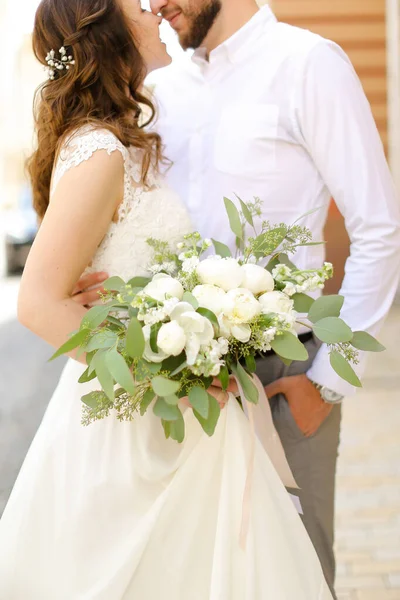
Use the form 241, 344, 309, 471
255, 336, 341, 599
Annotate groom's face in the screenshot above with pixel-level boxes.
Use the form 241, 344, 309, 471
150, 0, 222, 50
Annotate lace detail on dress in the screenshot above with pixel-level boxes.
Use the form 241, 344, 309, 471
50, 125, 193, 282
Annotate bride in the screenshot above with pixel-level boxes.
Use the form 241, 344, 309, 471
0, 0, 333, 598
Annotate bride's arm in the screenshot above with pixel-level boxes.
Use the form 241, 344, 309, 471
18, 149, 124, 361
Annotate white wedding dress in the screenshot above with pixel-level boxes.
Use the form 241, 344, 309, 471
0, 127, 333, 600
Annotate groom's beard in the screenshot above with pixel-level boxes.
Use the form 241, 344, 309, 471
180, 0, 222, 50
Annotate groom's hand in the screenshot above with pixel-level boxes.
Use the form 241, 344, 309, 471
264, 375, 332, 438
72, 272, 109, 306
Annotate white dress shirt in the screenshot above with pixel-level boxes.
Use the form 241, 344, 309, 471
152, 5, 400, 396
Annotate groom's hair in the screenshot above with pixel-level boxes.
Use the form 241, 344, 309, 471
181, 0, 222, 50
28, 0, 163, 220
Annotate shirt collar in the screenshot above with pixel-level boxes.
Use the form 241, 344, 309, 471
192, 5, 277, 69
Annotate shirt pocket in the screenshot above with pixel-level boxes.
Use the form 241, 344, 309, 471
214, 104, 279, 178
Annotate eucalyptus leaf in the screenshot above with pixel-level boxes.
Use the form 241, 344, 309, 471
81, 305, 111, 330
151, 375, 180, 397
183, 291, 199, 309
105, 349, 135, 395
224, 197, 243, 240
164, 394, 180, 406
245, 354, 257, 374
189, 386, 209, 419
313, 317, 353, 344
106, 315, 125, 328
126, 317, 145, 359
49, 328, 90, 361
194, 394, 221, 436
330, 351, 362, 387
162, 419, 171, 439
82, 391, 102, 410
85, 330, 118, 352
169, 410, 185, 443
308, 295, 344, 323
78, 367, 97, 384
140, 389, 156, 416
351, 331, 385, 353
276, 355, 293, 367
103, 276, 126, 292
212, 239, 232, 258
231, 362, 259, 404
270, 332, 309, 361
292, 293, 315, 313
292, 206, 323, 224
236, 194, 254, 228
153, 397, 180, 421
253, 227, 286, 257
218, 365, 229, 390
127, 276, 151, 288
92, 351, 115, 401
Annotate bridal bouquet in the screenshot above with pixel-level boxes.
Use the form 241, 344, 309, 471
51, 197, 384, 442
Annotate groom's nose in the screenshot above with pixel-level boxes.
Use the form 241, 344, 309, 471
150, 0, 168, 15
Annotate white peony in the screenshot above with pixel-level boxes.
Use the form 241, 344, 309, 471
223, 288, 262, 324
142, 325, 169, 363
259, 291, 294, 315
240, 264, 275, 295
196, 256, 243, 292
169, 302, 215, 365
157, 321, 187, 356
143, 273, 184, 302
192, 284, 226, 316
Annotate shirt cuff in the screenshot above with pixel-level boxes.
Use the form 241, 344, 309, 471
306, 343, 366, 397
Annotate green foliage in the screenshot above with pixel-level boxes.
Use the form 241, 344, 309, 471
81, 305, 111, 330
212, 239, 232, 258
231, 362, 259, 404
182, 291, 199, 309
313, 317, 353, 344
218, 365, 230, 390
49, 328, 90, 361
270, 332, 309, 361
189, 386, 209, 419
153, 397, 181, 421
126, 317, 145, 359
292, 293, 315, 313
308, 295, 344, 323
103, 276, 126, 292
351, 331, 385, 352
224, 197, 243, 240
193, 394, 221, 436
151, 376, 180, 397
105, 349, 135, 395
330, 351, 362, 387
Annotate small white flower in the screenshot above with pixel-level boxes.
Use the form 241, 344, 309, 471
177, 242, 184, 249
182, 256, 200, 274
283, 282, 297, 296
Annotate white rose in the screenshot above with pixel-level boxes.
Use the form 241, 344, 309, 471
196, 257, 243, 292
240, 264, 275, 295
157, 321, 187, 356
143, 273, 184, 302
259, 291, 294, 315
192, 284, 226, 316
223, 288, 261, 324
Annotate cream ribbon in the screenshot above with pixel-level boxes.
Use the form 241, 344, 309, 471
233, 374, 299, 550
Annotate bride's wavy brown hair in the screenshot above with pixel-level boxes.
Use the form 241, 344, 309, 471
28, 0, 163, 219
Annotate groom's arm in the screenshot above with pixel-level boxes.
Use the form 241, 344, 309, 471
295, 41, 400, 396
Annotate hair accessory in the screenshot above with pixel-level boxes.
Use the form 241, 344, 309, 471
45, 47, 75, 80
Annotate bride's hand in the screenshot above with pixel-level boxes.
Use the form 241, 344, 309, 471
181, 386, 230, 409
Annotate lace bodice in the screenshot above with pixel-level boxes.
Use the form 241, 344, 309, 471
51, 126, 193, 280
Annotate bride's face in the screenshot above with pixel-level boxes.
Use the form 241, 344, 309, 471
119, 0, 172, 72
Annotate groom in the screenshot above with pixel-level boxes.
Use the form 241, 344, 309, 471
74, 0, 400, 595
